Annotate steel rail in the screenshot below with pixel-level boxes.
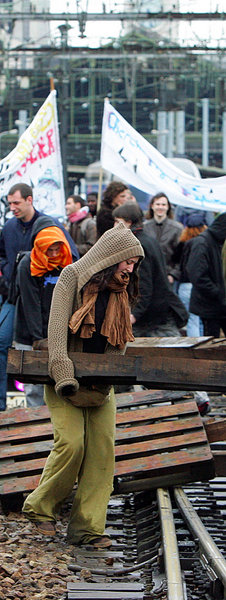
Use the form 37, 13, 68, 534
174, 487, 226, 592
157, 488, 185, 600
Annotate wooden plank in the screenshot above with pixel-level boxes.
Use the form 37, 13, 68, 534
0, 422, 53, 443
67, 583, 143, 591
0, 456, 46, 476
128, 337, 226, 360
204, 418, 226, 443
0, 474, 41, 494
137, 355, 226, 391
116, 389, 189, 408
129, 336, 213, 348
0, 390, 191, 428
0, 390, 190, 429
116, 401, 198, 426
115, 416, 203, 443
116, 470, 205, 493
115, 431, 207, 459
0, 405, 50, 426
0, 440, 53, 459
7, 348, 226, 391
115, 446, 214, 477
67, 593, 143, 600
212, 451, 226, 476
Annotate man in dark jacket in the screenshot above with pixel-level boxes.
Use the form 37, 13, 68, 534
187, 213, 226, 337
0, 183, 78, 284
113, 203, 188, 336
0, 182, 79, 411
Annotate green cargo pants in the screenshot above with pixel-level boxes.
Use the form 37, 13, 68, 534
22, 384, 116, 544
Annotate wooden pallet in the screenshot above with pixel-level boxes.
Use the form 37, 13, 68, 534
0, 391, 215, 497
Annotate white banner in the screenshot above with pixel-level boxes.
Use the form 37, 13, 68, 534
101, 99, 226, 213
0, 90, 65, 225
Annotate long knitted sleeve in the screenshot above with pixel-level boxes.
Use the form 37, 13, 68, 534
48, 266, 80, 397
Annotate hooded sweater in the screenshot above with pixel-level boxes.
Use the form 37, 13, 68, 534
14, 216, 71, 345
48, 222, 144, 397
187, 213, 226, 318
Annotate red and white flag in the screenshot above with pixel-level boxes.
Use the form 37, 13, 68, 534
0, 90, 65, 224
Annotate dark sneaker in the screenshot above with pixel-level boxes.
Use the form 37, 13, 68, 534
198, 402, 211, 417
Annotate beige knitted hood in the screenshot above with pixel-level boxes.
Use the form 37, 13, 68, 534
63, 221, 144, 293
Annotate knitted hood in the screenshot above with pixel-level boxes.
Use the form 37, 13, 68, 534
63, 221, 144, 293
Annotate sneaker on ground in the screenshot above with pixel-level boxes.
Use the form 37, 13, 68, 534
198, 402, 211, 417
34, 521, 56, 535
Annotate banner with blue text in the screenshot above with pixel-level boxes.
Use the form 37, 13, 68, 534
101, 99, 226, 212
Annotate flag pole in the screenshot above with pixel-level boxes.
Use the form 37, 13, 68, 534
97, 97, 109, 211
97, 168, 103, 211
50, 76, 55, 91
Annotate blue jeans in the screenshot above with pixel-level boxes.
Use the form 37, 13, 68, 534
178, 283, 209, 406
178, 283, 203, 336
0, 302, 15, 410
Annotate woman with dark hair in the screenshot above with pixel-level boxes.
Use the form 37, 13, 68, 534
113, 203, 187, 337
102, 182, 132, 209
22, 222, 144, 548
144, 192, 183, 285
96, 181, 135, 237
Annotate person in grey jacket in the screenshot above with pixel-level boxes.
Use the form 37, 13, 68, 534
144, 192, 183, 285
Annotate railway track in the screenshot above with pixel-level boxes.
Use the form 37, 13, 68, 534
67, 393, 226, 600
67, 480, 226, 600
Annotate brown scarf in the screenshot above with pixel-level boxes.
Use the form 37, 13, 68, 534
69, 272, 134, 350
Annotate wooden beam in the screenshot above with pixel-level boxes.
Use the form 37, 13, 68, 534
127, 337, 226, 360
7, 347, 226, 392
204, 418, 226, 443
212, 451, 226, 476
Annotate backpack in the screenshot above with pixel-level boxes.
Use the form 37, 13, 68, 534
7, 251, 29, 305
